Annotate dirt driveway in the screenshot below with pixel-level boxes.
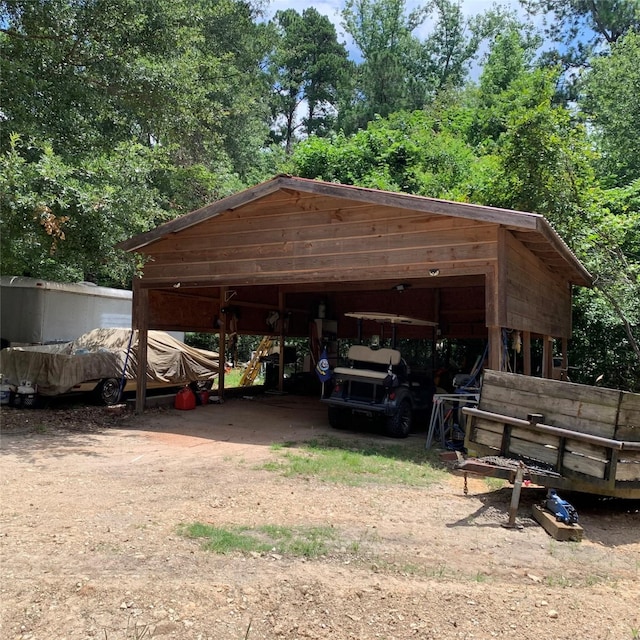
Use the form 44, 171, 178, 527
1, 394, 639, 640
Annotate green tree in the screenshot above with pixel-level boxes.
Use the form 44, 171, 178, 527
268, 8, 351, 152
415, 0, 516, 94
289, 109, 477, 199
581, 30, 640, 187
0, 0, 276, 285
0, 0, 272, 178
0, 134, 170, 286
339, 0, 512, 133
522, 0, 640, 48
571, 182, 640, 390
464, 29, 595, 237
340, 0, 427, 131
521, 0, 640, 96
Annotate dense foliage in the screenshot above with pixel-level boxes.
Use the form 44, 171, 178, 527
1, 0, 638, 389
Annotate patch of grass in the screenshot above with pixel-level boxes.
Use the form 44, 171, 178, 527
180, 522, 338, 558
180, 523, 270, 554
484, 477, 507, 491
262, 435, 445, 487
216, 367, 263, 389
430, 562, 449, 579
544, 574, 573, 588
270, 441, 297, 451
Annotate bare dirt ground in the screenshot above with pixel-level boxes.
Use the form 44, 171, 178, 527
1, 393, 639, 640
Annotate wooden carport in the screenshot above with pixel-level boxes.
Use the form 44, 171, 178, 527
117, 175, 592, 413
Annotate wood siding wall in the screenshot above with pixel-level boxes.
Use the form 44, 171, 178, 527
503, 231, 572, 337
140, 192, 498, 287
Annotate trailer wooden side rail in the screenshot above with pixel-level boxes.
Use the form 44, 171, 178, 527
461, 371, 640, 498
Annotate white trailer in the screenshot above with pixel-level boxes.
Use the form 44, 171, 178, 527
0, 276, 133, 345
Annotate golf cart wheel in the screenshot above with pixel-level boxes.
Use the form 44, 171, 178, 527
328, 406, 350, 429
95, 378, 122, 405
385, 400, 412, 438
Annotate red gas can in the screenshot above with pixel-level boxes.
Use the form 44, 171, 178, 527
175, 387, 196, 410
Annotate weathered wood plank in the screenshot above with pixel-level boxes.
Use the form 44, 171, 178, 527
503, 232, 572, 337
474, 418, 505, 435
160, 202, 484, 244
532, 504, 583, 541
617, 392, 640, 442
564, 439, 609, 462
473, 428, 503, 449
166, 205, 486, 241
510, 426, 560, 449
480, 373, 619, 412
479, 371, 619, 438
615, 461, 640, 481
507, 437, 559, 466
562, 452, 606, 479
148, 226, 498, 264
143, 245, 497, 281
482, 370, 620, 406
138, 260, 495, 287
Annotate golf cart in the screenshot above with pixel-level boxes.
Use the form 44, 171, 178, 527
322, 312, 437, 438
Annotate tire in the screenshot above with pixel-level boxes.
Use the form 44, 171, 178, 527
328, 406, 350, 430
95, 378, 123, 405
385, 400, 412, 438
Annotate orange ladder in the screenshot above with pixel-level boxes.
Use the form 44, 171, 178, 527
239, 336, 273, 387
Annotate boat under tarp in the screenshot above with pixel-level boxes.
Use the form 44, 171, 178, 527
0, 328, 219, 396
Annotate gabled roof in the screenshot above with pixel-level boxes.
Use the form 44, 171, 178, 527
118, 174, 592, 286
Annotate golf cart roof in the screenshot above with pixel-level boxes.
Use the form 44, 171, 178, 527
345, 312, 438, 327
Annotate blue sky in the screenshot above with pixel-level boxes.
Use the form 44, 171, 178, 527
264, 1, 531, 42
263, 0, 535, 72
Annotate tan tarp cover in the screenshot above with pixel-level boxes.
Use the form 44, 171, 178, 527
0, 328, 219, 396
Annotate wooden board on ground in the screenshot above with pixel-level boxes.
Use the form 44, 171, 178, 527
532, 504, 583, 542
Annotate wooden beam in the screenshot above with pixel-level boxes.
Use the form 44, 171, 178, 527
278, 289, 285, 393
138, 259, 495, 288
532, 505, 583, 542
497, 228, 508, 327
542, 335, 553, 379
218, 287, 227, 400
488, 326, 502, 371
133, 279, 149, 415
523, 331, 531, 376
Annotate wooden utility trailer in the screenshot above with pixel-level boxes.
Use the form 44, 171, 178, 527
460, 371, 640, 499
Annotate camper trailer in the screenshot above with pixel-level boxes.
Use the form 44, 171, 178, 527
0, 276, 132, 346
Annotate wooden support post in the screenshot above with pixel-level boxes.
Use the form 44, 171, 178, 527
542, 335, 553, 379
503, 463, 525, 529
488, 326, 502, 371
278, 289, 285, 393
218, 287, 227, 400
133, 279, 149, 415
523, 331, 531, 376
561, 337, 569, 380
433, 289, 440, 372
